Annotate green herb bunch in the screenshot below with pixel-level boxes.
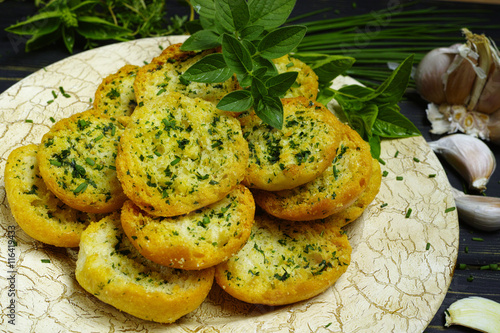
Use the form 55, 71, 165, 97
179, 0, 310, 130
5, 0, 187, 53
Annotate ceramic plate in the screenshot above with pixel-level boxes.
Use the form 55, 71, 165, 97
0, 36, 458, 332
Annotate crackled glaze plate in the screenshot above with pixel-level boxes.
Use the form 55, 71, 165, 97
0, 36, 459, 333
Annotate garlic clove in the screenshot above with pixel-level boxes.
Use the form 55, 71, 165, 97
445, 296, 500, 332
477, 62, 500, 114
428, 134, 496, 191
452, 188, 500, 231
487, 108, 500, 144
444, 53, 478, 106
415, 46, 458, 104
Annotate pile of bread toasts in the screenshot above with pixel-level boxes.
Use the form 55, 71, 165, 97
4, 43, 381, 323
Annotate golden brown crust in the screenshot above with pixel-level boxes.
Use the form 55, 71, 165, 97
134, 43, 239, 105
214, 212, 351, 305
253, 124, 373, 220
115, 92, 249, 217
93, 64, 139, 119
272, 54, 319, 100
75, 212, 215, 323
240, 97, 344, 191
4, 144, 102, 247
37, 110, 127, 214
326, 158, 382, 227
120, 185, 255, 270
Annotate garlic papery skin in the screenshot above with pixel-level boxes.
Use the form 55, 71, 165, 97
428, 134, 496, 191
415, 45, 459, 104
452, 188, 500, 231
444, 52, 478, 106
445, 296, 500, 332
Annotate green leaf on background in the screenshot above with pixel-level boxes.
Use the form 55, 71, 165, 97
248, 0, 296, 29
240, 25, 265, 40
372, 55, 414, 104
215, 0, 249, 33
217, 90, 253, 111
222, 34, 253, 74
251, 77, 268, 99
25, 29, 61, 52
5, 11, 61, 35
255, 96, 284, 129
258, 25, 307, 59
266, 72, 298, 97
76, 16, 131, 40
372, 104, 421, 138
181, 53, 232, 83
180, 29, 221, 51
368, 135, 382, 160
62, 26, 75, 53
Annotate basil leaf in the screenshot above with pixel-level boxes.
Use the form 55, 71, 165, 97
181, 53, 232, 83
217, 90, 253, 112
258, 25, 307, 59
368, 135, 381, 160
62, 26, 76, 54
5, 11, 61, 35
251, 77, 268, 99
222, 34, 253, 75
253, 56, 278, 76
240, 25, 265, 41
248, 0, 296, 29
255, 96, 283, 129
337, 84, 374, 99
25, 28, 61, 52
266, 72, 298, 97
180, 30, 221, 51
76, 16, 131, 40
372, 54, 414, 105
215, 0, 249, 33
372, 104, 421, 138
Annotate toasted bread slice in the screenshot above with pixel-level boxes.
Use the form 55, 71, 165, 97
215, 211, 351, 305
272, 54, 319, 100
134, 43, 239, 105
4, 144, 103, 247
253, 124, 373, 220
121, 185, 255, 270
75, 212, 215, 323
37, 109, 127, 213
116, 92, 249, 217
93, 64, 139, 119
239, 97, 344, 191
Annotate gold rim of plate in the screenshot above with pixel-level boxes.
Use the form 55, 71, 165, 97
0, 36, 458, 332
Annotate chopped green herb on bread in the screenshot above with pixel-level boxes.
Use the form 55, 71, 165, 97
75, 212, 215, 323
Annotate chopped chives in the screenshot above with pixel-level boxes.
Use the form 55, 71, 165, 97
394, 151, 399, 158
405, 208, 412, 218
426, 242, 430, 250
413, 157, 420, 162
480, 265, 490, 270
382, 170, 388, 177
49, 159, 62, 167
380, 203, 388, 208
445, 207, 455, 213
459, 263, 467, 270
170, 157, 181, 166
50, 117, 56, 123
378, 158, 386, 165
428, 174, 436, 178
472, 237, 484, 242
467, 275, 474, 282
465, 246, 469, 253
41, 259, 51, 263
154, 151, 162, 156
86, 158, 95, 166
25, 119, 33, 123
47, 99, 54, 104
52, 90, 57, 99
396, 176, 403, 181
74, 182, 88, 194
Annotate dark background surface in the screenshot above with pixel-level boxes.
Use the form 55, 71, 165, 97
1, 0, 499, 332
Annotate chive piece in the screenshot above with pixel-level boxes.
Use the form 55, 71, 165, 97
41, 259, 51, 263
94, 134, 104, 141
378, 158, 386, 165
445, 207, 456, 213
49, 159, 62, 167
394, 150, 399, 157
465, 246, 469, 253
325, 323, 332, 328
472, 237, 484, 242
170, 157, 181, 166
380, 203, 388, 208
490, 264, 499, 270
25, 119, 33, 123
47, 99, 54, 104
426, 242, 430, 250
59, 86, 70, 98
413, 157, 420, 162
154, 151, 162, 157
405, 208, 412, 218
467, 275, 474, 282
286, 62, 294, 68
396, 176, 403, 181
49, 117, 56, 123
480, 265, 490, 270
382, 170, 388, 177
428, 174, 436, 178
52, 90, 58, 99
459, 263, 467, 270
86, 158, 95, 166
74, 182, 88, 194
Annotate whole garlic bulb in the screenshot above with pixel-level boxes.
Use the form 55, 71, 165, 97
416, 28, 500, 144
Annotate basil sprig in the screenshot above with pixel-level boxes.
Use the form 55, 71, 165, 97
320, 54, 421, 159
181, 0, 308, 129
